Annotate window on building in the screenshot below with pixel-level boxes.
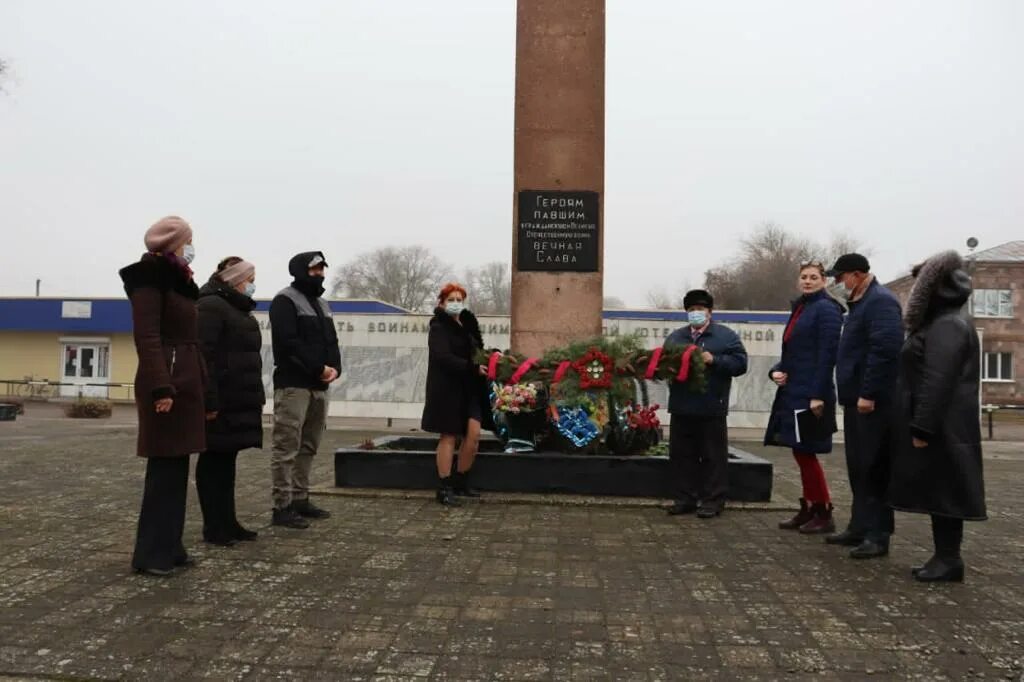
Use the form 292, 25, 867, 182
982, 352, 1013, 381
971, 289, 1013, 318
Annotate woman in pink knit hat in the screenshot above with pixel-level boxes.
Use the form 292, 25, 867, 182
119, 216, 207, 577
195, 256, 265, 547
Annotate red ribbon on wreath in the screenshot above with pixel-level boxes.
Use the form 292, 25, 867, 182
644, 347, 664, 380
487, 352, 502, 381
552, 360, 572, 384
508, 357, 539, 385
676, 345, 698, 383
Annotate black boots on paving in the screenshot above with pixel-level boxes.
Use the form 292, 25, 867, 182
850, 538, 889, 559
779, 498, 813, 529
437, 470, 480, 506
667, 501, 698, 516
272, 506, 310, 529
912, 555, 965, 583
272, 498, 331, 527
665, 501, 721, 518
436, 476, 463, 507
291, 498, 332, 519
825, 528, 864, 546
452, 470, 480, 498
697, 504, 723, 519
797, 503, 835, 535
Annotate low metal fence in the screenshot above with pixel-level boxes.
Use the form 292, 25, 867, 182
1, 379, 135, 402
982, 404, 1024, 440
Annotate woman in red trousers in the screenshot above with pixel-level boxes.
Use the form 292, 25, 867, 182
764, 261, 845, 534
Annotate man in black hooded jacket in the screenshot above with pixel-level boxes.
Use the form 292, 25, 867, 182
269, 251, 341, 528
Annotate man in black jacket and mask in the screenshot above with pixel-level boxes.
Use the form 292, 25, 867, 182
269, 252, 341, 528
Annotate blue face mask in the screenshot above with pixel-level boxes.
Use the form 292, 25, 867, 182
445, 301, 465, 317
687, 310, 708, 327
243, 282, 256, 298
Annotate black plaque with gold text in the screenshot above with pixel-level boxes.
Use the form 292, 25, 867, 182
516, 190, 599, 272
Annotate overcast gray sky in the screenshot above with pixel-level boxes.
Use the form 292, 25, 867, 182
2, 0, 1021, 306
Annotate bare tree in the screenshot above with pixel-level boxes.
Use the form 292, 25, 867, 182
331, 246, 451, 312
645, 279, 694, 310
0, 58, 8, 93
701, 222, 870, 310
645, 289, 674, 310
466, 262, 511, 315
603, 296, 627, 309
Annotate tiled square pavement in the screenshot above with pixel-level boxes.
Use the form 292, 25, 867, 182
1, 409, 1022, 680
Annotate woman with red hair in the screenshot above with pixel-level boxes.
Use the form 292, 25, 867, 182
421, 283, 488, 506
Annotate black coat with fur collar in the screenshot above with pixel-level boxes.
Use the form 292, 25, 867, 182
421, 308, 487, 435
889, 250, 986, 520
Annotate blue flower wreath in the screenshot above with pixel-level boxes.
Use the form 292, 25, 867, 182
554, 406, 600, 448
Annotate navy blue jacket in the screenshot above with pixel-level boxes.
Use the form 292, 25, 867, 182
763, 290, 844, 453
664, 321, 748, 417
835, 278, 904, 407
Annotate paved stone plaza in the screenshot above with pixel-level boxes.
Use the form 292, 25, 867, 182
1, 407, 1022, 681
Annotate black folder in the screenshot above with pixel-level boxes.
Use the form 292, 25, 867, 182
795, 409, 832, 444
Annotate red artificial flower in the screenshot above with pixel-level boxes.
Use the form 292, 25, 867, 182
572, 348, 614, 389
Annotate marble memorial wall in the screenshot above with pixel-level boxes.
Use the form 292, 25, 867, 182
255, 313, 784, 428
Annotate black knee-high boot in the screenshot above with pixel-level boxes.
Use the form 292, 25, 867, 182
225, 452, 257, 540
197, 452, 236, 546
914, 516, 965, 583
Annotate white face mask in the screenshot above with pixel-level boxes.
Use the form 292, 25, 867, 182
243, 282, 256, 298
445, 301, 465, 316
827, 282, 849, 300
182, 243, 196, 265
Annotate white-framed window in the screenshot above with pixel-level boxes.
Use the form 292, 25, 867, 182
971, 289, 1013, 318
982, 352, 1013, 382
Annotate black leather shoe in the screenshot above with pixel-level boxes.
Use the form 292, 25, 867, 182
203, 534, 237, 547
173, 554, 196, 568
696, 505, 723, 519
272, 507, 310, 529
914, 556, 964, 583
666, 502, 698, 516
134, 566, 174, 577
850, 539, 889, 559
291, 499, 332, 520
825, 529, 864, 546
232, 525, 259, 542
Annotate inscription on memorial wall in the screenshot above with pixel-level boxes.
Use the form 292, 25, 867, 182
253, 312, 784, 425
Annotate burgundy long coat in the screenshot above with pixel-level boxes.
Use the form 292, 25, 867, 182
119, 254, 207, 457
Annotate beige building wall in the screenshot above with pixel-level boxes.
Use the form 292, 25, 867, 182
0, 332, 137, 401
0, 332, 62, 384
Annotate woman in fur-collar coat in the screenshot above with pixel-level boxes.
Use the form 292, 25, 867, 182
421, 283, 488, 506
890, 250, 985, 583
119, 216, 206, 577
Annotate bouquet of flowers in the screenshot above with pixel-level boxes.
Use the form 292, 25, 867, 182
626, 403, 661, 432
493, 383, 540, 414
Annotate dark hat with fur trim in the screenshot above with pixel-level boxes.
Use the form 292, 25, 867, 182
683, 289, 714, 310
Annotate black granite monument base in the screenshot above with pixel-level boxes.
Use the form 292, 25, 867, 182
335, 436, 772, 502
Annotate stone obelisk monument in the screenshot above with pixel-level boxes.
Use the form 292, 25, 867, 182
510, 0, 605, 357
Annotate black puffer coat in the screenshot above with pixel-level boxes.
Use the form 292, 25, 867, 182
889, 250, 986, 521
198, 277, 266, 453
421, 308, 487, 436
